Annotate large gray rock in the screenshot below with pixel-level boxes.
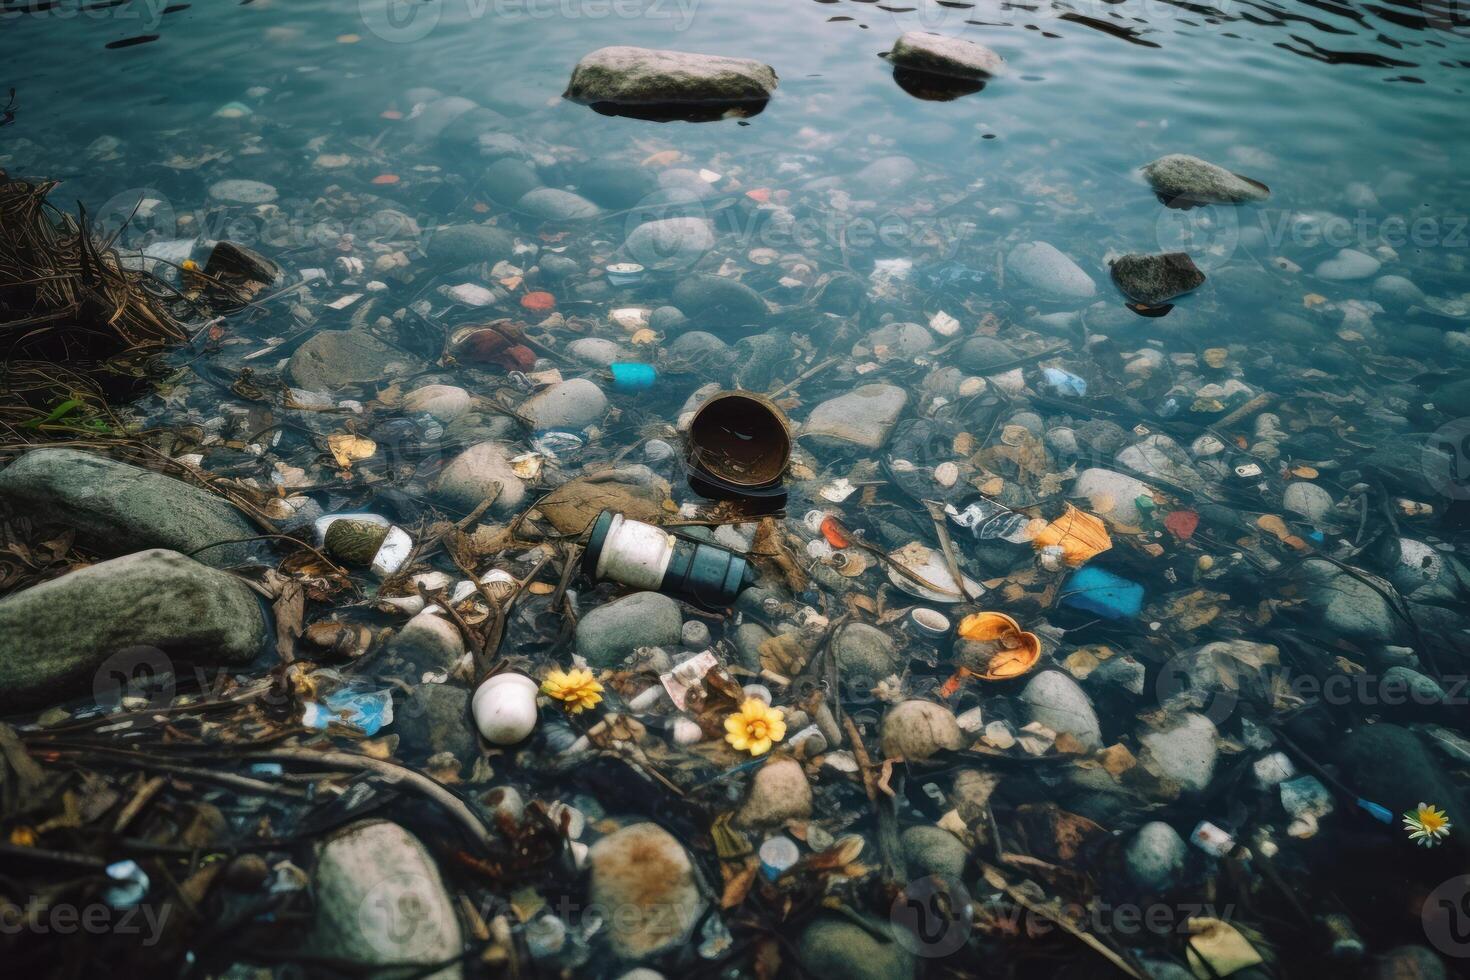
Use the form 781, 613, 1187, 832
575, 592, 682, 668
1019, 670, 1102, 750
887, 31, 1005, 79
1109, 252, 1205, 306
565, 338, 629, 368
431, 441, 526, 515
311, 820, 463, 979
670, 274, 768, 331
564, 46, 777, 106
1006, 241, 1097, 301
623, 217, 715, 270
803, 384, 908, 451
852, 155, 920, 197
0, 449, 257, 568
1315, 248, 1381, 281
287, 328, 423, 391
425, 223, 517, 268
518, 378, 607, 430
736, 756, 813, 827
408, 95, 479, 141
1142, 153, 1270, 205
482, 158, 544, 206
588, 823, 704, 960
0, 549, 269, 712
395, 683, 476, 764
1124, 821, 1187, 891
900, 825, 970, 879
798, 915, 915, 980
1283, 481, 1334, 521
1301, 558, 1401, 643
516, 187, 602, 221
1138, 712, 1218, 793
833, 622, 898, 682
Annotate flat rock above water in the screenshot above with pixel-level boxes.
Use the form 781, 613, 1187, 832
0, 448, 257, 568
564, 46, 777, 106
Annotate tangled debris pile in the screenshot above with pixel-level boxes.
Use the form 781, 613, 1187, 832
1, 53, 1469, 980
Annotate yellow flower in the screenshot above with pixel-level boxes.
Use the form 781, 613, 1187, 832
724, 698, 786, 756
540, 668, 603, 714
1404, 802, 1452, 847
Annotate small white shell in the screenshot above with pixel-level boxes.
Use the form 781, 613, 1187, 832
472, 673, 539, 745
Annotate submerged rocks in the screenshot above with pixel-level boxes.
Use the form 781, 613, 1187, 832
886, 31, 1006, 79
431, 441, 527, 515
1109, 252, 1206, 306
1019, 671, 1102, 750
802, 384, 908, 450
1142, 153, 1270, 205
575, 591, 682, 668
670, 274, 767, 331
881, 700, 963, 760
1300, 558, 1400, 643
288, 328, 423, 391
833, 622, 898, 682
900, 825, 970, 878
516, 187, 602, 222
425, 223, 517, 269
798, 915, 915, 980
587, 823, 704, 960
1138, 713, 1218, 793
310, 821, 463, 979
0, 549, 270, 711
1124, 821, 1187, 891
736, 756, 813, 827
623, 217, 715, 270
1073, 468, 1154, 527
1315, 247, 1382, 281
518, 378, 608, 430
564, 46, 778, 108
0, 448, 257, 568
1006, 241, 1096, 301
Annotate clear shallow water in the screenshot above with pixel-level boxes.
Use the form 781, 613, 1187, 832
6, 0, 1470, 975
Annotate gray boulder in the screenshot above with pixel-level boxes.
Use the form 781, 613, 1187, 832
1109, 252, 1206, 306
482, 158, 544, 206
623, 217, 715, 270
1142, 153, 1270, 205
1138, 712, 1218, 793
670, 274, 767, 331
803, 384, 908, 451
1124, 821, 1187, 891
0, 448, 256, 568
900, 825, 970, 879
834, 622, 898, 682
798, 915, 915, 980
575, 592, 683, 668
425, 223, 517, 268
310, 820, 463, 979
516, 187, 602, 221
395, 683, 476, 764
0, 549, 269, 712
887, 31, 1005, 79
518, 378, 607, 430
564, 46, 777, 106
1301, 558, 1401, 643
1006, 241, 1096, 301
1019, 670, 1102, 750
287, 328, 423, 391
1315, 248, 1382, 281
431, 441, 527, 515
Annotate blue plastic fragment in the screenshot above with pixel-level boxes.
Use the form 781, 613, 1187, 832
1356, 798, 1394, 824
1061, 566, 1145, 620
302, 688, 393, 736
609, 362, 657, 393
1042, 366, 1087, 397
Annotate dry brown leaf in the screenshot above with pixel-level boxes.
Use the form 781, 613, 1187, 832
327, 433, 376, 469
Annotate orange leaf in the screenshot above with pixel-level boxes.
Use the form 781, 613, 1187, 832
641, 149, 682, 167
371, 174, 400, 185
